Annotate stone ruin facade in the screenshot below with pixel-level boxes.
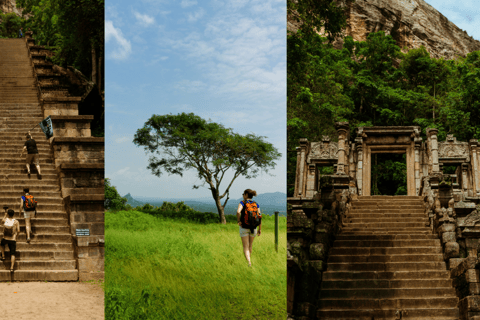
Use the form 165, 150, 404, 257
288, 123, 480, 319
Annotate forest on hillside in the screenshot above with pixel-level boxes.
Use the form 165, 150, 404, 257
287, 1, 480, 197
0, 0, 104, 136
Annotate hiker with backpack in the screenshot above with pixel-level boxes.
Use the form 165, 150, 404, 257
20, 188, 37, 243
20, 133, 42, 178
1, 208, 20, 271
237, 189, 262, 267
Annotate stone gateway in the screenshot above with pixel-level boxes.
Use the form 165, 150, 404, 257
288, 123, 480, 320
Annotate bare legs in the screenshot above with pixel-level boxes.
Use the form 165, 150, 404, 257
25, 217, 31, 241
0, 246, 15, 270
241, 235, 255, 266
26, 164, 41, 175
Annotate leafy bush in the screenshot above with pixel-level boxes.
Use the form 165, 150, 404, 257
105, 178, 127, 211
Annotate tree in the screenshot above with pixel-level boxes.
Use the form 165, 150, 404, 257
105, 178, 127, 211
133, 113, 281, 224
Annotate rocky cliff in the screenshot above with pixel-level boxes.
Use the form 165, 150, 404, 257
289, 0, 480, 59
0, 0, 21, 16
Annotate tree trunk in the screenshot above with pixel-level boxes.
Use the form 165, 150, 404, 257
98, 44, 103, 95
91, 45, 97, 86
210, 187, 226, 224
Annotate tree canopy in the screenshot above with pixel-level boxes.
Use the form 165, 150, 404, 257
288, 29, 480, 196
16, 0, 104, 93
105, 178, 127, 211
133, 113, 281, 224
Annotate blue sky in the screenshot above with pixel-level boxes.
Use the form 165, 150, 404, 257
424, 1, 480, 41
105, 0, 286, 198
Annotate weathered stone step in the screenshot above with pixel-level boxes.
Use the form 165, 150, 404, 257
341, 230, 433, 235
334, 239, 441, 247
319, 287, 455, 299
357, 196, 423, 200
0, 218, 67, 226
0, 185, 60, 192
8, 212, 67, 219
0, 260, 76, 270
322, 270, 451, 280
346, 222, 428, 228
0, 225, 70, 234
326, 261, 447, 271
0, 269, 78, 281
14, 234, 72, 242
0, 191, 61, 197
336, 234, 437, 240
321, 279, 453, 289
351, 204, 424, 209
348, 213, 425, 218
341, 227, 431, 233
328, 254, 444, 263
330, 247, 442, 255
348, 218, 428, 223
351, 208, 424, 213
2, 250, 74, 260
317, 307, 459, 320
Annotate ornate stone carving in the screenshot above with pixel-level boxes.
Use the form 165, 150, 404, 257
308, 141, 339, 161
438, 135, 470, 162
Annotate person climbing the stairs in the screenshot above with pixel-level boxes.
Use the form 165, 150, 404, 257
20, 188, 37, 243
1, 209, 20, 272
20, 133, 42, 178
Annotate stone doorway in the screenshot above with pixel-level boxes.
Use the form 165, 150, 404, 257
358, 127, 419, 196
371, 153, 407, 195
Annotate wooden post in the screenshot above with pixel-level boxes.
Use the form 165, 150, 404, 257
275, 211, 279, 252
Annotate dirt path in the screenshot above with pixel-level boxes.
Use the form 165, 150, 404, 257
0, 281, 104, 320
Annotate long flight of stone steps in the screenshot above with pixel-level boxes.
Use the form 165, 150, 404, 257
0, 38, 77, 281
317, 196, 459, 319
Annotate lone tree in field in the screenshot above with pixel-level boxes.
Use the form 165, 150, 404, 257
133, 113, 281, 224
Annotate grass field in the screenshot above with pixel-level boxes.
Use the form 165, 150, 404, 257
105, 210, 287, 320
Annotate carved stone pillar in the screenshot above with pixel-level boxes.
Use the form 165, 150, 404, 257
295, 139, 309, 197
355, 137, 363, 196
335, 122, 349, 175
349, 143, 356, 180
305, 164, 316, 198
462, 163, 469, 192
413, 130, 422, 196
470, 140, 480, 195
427, 128, 440, 173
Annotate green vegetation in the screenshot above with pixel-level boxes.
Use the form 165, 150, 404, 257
133, 113, 281, 224
0, 12, 26, 38
105, 178, 127, 211
288, 30, 480, 196
105, 210, 286, 320
16, 0, 104, 89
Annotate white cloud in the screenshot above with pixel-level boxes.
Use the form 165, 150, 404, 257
174, 79, 207, 92
105, 20, 132, 60
134, 11, 155, 27
115, 137, 130, 143
181, 0, 197, 8
188, 8, 205, 22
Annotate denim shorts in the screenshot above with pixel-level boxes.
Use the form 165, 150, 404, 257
239, 226, 257, 238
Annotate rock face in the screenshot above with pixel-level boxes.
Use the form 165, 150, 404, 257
343, 0, 480, 59
0, 0, 22, 16
288, 0, 480, 59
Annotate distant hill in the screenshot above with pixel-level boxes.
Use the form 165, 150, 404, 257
124, 192, 287, 216
123, 193, 143, 207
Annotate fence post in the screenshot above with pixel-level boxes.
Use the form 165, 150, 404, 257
275, 211, 279, 252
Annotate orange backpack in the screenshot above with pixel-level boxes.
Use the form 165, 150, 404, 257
23, 195, 37, 211
241, 200, 261, 231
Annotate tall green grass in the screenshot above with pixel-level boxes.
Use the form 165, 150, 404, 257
105, 210, 286, 319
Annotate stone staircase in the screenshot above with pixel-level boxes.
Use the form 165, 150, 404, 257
0, 38, 77, 281
317, 196, 459, 319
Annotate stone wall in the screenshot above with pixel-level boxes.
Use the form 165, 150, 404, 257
24, 32, 105, 281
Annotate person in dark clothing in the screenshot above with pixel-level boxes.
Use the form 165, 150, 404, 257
18, 28, 23, 38
20, 133, 42, 177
